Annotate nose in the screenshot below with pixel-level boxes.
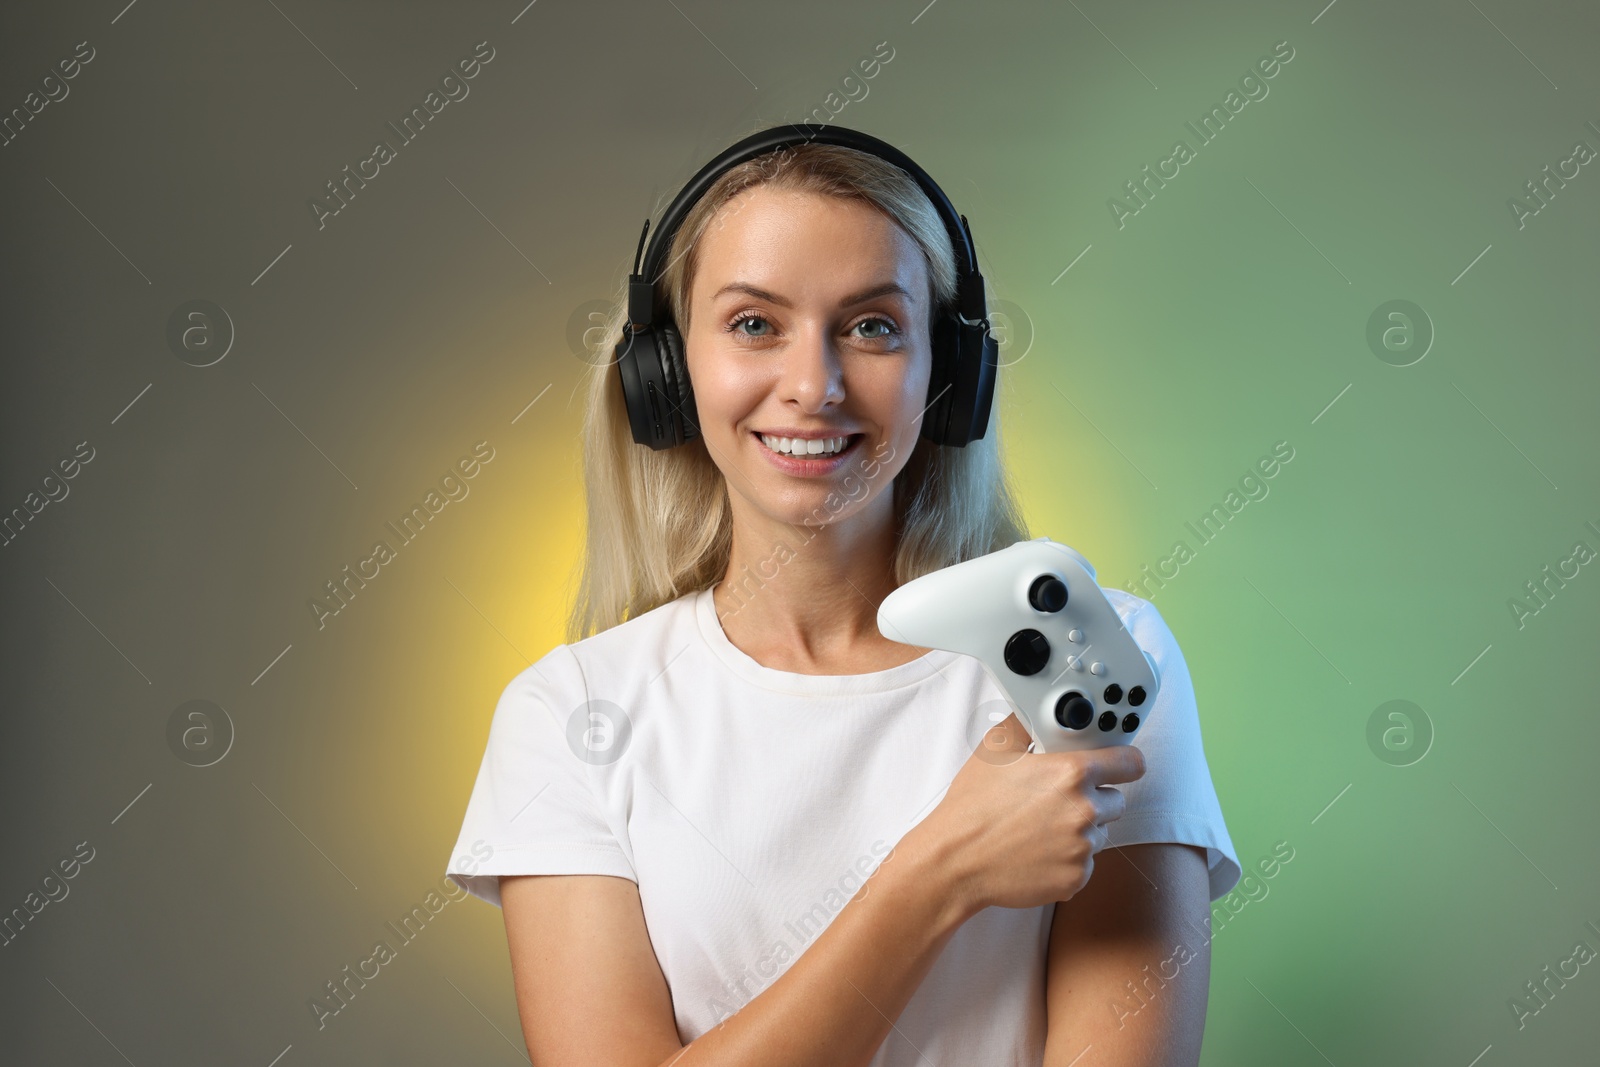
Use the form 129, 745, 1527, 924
778, 324, 847, 413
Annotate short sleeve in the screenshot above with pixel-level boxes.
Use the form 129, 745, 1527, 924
1099, 594, 1241, 902
444, 645, 637, 908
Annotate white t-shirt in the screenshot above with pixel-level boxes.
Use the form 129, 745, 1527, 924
446, 583, 1240, 1066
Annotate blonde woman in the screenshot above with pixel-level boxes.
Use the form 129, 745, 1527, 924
447, 124, 1240, 1067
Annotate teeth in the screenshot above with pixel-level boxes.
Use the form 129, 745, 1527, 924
759, 434, 851, 457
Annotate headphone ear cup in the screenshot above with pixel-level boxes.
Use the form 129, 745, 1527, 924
921, 312, 998, 448
656, 322, 700, 445
615, 325, 665, 449
921, 313, 960, 445
959, 321, 999, 444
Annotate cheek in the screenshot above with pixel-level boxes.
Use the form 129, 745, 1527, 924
901, 331, 933, 398
888, 350, 932, 429
685, 336, 764, 425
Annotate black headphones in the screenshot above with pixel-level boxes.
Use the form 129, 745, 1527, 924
613, 123, 998, 451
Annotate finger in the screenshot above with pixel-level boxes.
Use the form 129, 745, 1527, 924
1092, 784, 1127, 825
1081, 744, 1146, 787
976, 711, 1032, 758
979, 713, 1030, 755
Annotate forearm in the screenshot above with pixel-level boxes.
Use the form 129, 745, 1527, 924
662, 826, 972, 1067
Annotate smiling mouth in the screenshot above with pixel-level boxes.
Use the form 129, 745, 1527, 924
753, 432, 862, 459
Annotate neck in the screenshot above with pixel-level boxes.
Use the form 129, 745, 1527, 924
713, 489, 905, 667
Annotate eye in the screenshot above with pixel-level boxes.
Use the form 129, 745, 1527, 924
721, 311, 902, 345
724, 312, 774, 341
852, 316, 900, 341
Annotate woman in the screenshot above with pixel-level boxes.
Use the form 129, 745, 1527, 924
447, 124, 1240, 1066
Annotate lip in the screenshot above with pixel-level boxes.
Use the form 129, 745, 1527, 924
751, 431, 862, 477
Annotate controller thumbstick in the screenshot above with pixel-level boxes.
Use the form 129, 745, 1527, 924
1056, 691, 1093, 730
1028, 574, 1068, 613
1003, 629, 1051, 675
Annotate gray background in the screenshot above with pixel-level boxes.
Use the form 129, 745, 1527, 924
3, 0, 1598, 1064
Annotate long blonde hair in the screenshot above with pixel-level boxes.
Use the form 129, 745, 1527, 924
567, 134, 1029, 641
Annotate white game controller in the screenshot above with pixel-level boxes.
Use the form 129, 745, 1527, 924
877, 537, 1160, 753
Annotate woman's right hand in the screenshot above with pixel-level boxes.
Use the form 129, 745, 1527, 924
915, 712, 1147, 914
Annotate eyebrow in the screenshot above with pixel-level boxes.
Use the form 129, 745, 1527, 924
711, 281, 914, 308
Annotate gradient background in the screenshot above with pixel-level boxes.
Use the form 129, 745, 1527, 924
2, 0, 1596, 1063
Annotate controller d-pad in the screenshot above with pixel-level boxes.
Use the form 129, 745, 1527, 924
1103, 683, 1123, 704
1121, 713, 1140, 732
1003, 629, 1051, 675
1055, 691, 1093, 730
1127, 686, 1146, 707
1097, 711, 1117, 731
1028, 574, 1068, 613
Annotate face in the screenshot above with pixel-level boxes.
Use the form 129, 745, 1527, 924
684, 185, 933, 531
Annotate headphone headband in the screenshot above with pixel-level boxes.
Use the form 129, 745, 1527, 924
628, 124, 984, 329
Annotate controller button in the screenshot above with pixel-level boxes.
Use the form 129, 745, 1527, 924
1127, 686, 1146, 707
1121, 713, 1140, 732
1067, 628, 1084, 643
1097, 711, 1118, 731
1003, 629, 1051, 675
1029, 574, 1068, 613
1104, 683, 1123, 704
1089, 661, 1106, 676
1056, 692, 1094, 730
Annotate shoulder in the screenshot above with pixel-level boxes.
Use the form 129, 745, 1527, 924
1103, 586, 1184, 659
499, 589, 703, 705
567, 588, 702, 675
477, 591, 703, 756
